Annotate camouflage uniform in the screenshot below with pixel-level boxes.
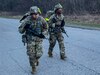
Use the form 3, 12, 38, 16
18, 6, 48, 73
48, 3, 66, 60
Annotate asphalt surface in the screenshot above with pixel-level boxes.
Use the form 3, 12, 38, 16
0, 18, 100, 75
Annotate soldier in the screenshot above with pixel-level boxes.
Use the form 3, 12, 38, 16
18, 6, 48, 74
48, 3, 67, 60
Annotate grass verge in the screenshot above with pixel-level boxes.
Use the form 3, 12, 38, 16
65, 15, 100, 30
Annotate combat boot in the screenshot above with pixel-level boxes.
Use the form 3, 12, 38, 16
60, 54, 67, 60
48, 50, 53, 57
31, 66, 36, 74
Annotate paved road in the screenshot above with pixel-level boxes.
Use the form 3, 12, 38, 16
0, 18, 100, 75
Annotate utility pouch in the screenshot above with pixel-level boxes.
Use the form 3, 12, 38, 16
22, 34, 27, 45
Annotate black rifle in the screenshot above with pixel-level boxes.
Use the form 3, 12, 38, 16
61, 28, 69, 37
24, 24, 47, 39
51, 17, 69, 37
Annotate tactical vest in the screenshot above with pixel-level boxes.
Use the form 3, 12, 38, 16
50, 14, 64, 33
27, 17, 42, 35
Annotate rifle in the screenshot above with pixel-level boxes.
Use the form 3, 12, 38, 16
28, 29, 48, 39
62, 28, 69, 37
24, 24, 48, 39
50, 17, 69, 37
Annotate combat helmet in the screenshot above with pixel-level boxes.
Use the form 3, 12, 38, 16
54, 3, 63, 12
30, 6, 41, 14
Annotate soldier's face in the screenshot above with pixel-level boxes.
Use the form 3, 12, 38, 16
32, 13, 39, 19
56, 8, 63, 15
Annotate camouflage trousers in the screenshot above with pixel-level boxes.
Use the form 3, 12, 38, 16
26, 37, 43, 67
49, 32, 66, 56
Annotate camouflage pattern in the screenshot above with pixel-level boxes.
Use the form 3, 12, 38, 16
48, 14, 65, 55
46, 10, 54, 18
30, 6, 39, 14
54, 3, 63, 12
30, 6, 41, 14
19, 14, 48, 67
20, 6, 41, 23
26, 37, 43, 67
49, 32, 65, 56
45, 10, 54, 22
20, 12, 30, 23
48, 4, 66, 57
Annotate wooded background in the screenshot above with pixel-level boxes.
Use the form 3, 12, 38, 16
0, 0, 100, 15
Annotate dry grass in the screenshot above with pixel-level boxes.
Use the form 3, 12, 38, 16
65, 15, 100, 28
